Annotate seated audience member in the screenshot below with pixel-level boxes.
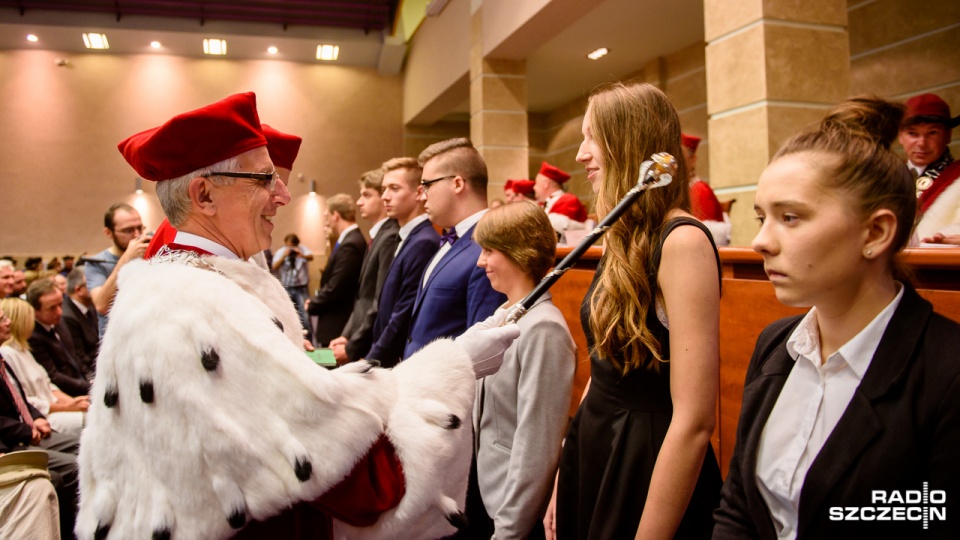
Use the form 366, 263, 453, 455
715, 97, 960, 538
1, 298, 87, 434
472, 201, 576, 539
51, 274, 67, 296
329, 169, 400, 364
0, 261, 14, 298
403, 138, 507, 359
307, 193, 366, 346
0, 451, 61, 540
533, 162, 588, 234
85, 203, 150, 336
272, 233, 314, 336
61, 267, 99, 380
899, 93, 960, 245
365, 157, 440, 367
45, 259, 62, 276
22, 258, 42, 289
0, 302, 79, 537
682, 133, 731, 246
59, 256, 75, 277
11, 270, 27, 299
25, 279, 89, 397
503, 179, 536, 202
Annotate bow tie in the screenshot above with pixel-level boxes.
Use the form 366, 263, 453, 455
440, 229, 459, 246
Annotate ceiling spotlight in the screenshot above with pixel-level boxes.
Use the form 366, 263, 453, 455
203, 39, 227, 55
83, 33, 109, 50
26, 34, 38, 43
150, 41, 161, 49
267, 46, 278, 55
587, 47, 609, 60
316, 44, 339, 61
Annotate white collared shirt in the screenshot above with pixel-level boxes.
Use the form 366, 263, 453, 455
336, 224, 359, 246
421, 209, 487, 286
173, 231, 240, 260
395, 213, 429, 256
368, 218, 388, 241
69, 296, 90, 316
756, 284, 904, 539
909, 163, 926, 178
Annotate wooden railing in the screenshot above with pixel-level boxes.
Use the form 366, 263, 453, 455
551, 246, 960, 476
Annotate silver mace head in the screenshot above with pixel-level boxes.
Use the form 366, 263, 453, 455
638, 152, 677, 189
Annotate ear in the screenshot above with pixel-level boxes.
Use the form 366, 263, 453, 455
188, 176, 217, 217
103, 227, 113, 238
452, 175, 467, 195
862, 208, 898, 260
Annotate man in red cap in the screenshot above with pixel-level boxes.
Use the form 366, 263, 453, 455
681, 133, 730, 246
76, 92, 519, 540
533, 161, 588, 233
503, 179, 535, 202
900, 93, 960, 245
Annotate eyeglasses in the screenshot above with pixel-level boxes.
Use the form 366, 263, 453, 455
420, 175, 456, 193
114, 225, 144, 236
202, 171, 279, 191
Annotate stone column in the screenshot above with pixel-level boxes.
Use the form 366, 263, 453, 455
469, 6, 529, 201
705, 0, 850, 245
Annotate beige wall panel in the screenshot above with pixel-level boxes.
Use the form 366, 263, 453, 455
471, 111, 528, 148
850, 29, 960, 97
765, 25, 850, 103
726, 187, 759, 247
709, 106, 771, 189
762, 0, 847, 26
765, 104, 831, 155
470, 74, 527, 115
480, 146, 528, 197
704, 0, 762, 42
668, 70, 708, 113
706, 25, 767, 114
0, 49, 403, 257
664, 42, 707, 80
848, 0, 960, 56
402, 0, 470, 124
403, 121, 471, 161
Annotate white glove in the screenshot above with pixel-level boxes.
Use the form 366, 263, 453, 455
454, 309, 520, 378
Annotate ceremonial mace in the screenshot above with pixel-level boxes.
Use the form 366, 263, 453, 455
504, 152, 677, 324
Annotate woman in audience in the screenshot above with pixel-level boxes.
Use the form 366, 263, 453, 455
713, 97, 960, 538
0, 298, 88, 434
547, 81, 722, 539
472, 200, 576, 539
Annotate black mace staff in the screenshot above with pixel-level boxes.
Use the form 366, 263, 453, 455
504, 152, 678, 324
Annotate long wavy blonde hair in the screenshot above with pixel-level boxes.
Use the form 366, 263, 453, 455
587, 81, 690, 375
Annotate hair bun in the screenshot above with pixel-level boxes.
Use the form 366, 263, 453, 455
820, 95, 906, 150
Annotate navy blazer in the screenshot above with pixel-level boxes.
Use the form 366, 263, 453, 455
28, 320, 90, 396
367, 219, 440, 367
308, 227, 366, 346
714, 285, 960, 539
403, 223, 506, 359
343, 219, 400, 362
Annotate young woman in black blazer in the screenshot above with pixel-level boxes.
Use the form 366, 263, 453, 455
714, 96, 960, 539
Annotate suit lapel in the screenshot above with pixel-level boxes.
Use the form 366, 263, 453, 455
412, 225, 475, 316
797, 286, 931, 531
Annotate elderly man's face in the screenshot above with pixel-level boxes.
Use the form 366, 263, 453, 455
35, 290, 63, 327
0, 267, 14, 297
12, 270, 26, 295
899, 122, 951, 168
211, 146, 291, 259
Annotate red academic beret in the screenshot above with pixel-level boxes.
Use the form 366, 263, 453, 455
262, 124, 302, 170
903, 93, 960, 128
538, 162, 570, 183
118, 92, 267, 181
504, 179, 535, 194
681, 133, 702, 152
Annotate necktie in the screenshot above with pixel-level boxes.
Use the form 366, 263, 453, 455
0, 357, 34, 428
333, 241, 340, 254
440, 229, 459, 246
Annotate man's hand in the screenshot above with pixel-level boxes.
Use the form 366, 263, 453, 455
69, 395, 91, 412
119, 234, 151, 265
331, 342, 349, 364
922, 232, 960, 246
34, 418, 52, 439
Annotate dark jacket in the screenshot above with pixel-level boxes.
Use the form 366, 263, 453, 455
343, 219, 400, 362
0, 360, 45, 453
308, 228, 366, 346
28, 320, 90, 396
61, 296, 99, 380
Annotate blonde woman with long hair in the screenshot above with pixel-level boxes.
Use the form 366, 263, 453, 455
546, 81, 722, 539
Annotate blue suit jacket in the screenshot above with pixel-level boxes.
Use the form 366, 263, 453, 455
367, 219, 440, 367
402, 224, 506, 359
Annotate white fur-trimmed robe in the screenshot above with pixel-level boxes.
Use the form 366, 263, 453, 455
76, 254, 475, 540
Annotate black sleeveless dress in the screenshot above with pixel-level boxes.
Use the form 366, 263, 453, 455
556, 217, 723, 539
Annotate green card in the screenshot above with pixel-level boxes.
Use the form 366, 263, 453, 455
305, 348, 337, 367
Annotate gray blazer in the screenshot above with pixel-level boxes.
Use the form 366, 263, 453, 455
474, 293, 576, 539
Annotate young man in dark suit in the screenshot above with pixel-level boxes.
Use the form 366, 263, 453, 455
61, 267, 99, 380
307, 193, 367, 346
365, 157, 439, 367
329, 169, 400, 363
25, 278, 90, 396
403, 138, 506, 359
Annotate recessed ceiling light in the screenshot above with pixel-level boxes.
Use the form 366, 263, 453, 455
316, 44, 339, 61
267, 46, 278, 55
82, 33, 109, 50
203, 39, 227, 56
587, 47, 609, 60
26, 34, 38, 43
150, 41, 162, 49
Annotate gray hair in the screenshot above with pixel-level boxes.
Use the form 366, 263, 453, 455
0, 260, 12, 270
157, 156, 241, 227
66, 267, 86, 294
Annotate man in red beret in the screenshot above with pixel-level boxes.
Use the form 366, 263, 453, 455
681, 133, 730, 246
900, 93, 960, 245
77, 92, 519, 540
503, 179, 535, 202
532, 161, 588, 234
